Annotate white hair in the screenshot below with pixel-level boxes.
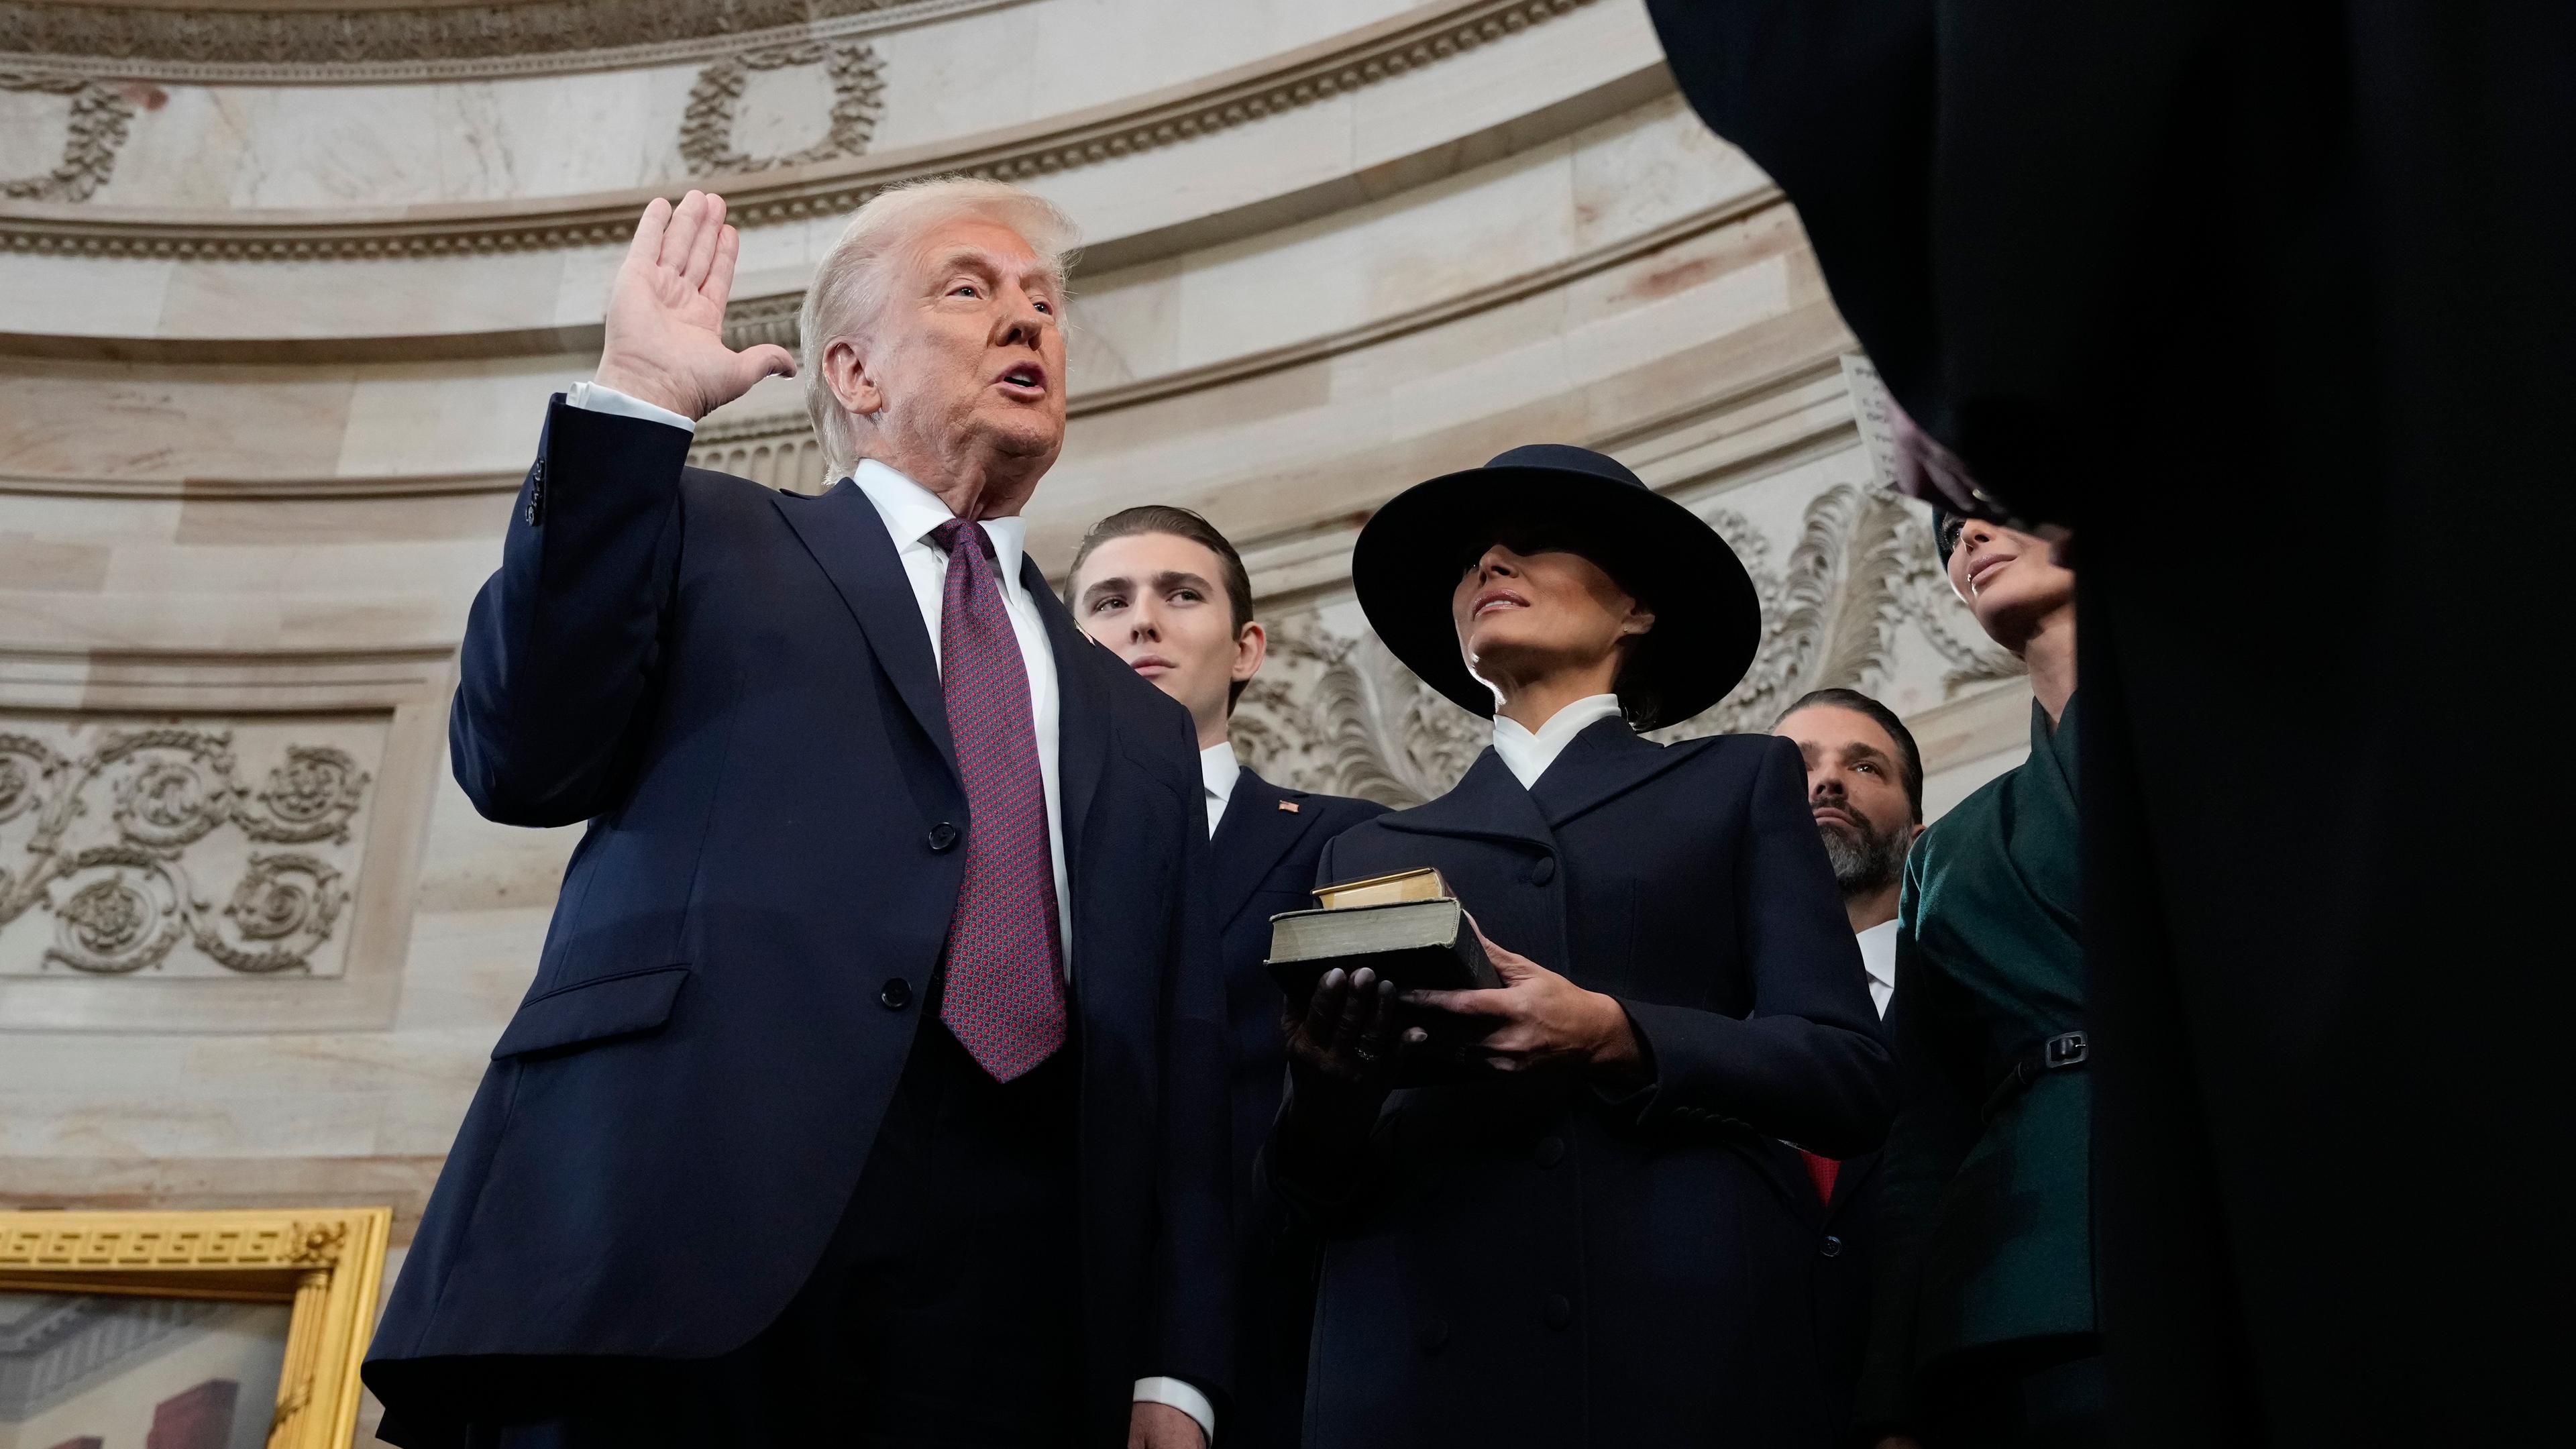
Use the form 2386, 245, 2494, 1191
799, 176, 1081, 478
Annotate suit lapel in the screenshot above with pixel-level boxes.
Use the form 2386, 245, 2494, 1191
771, 481, 956, 776
1375, 749, 1556, 855
1527, 720, 1708, 827
1026, 555, 1110, 885
1210, 768, 1313, 932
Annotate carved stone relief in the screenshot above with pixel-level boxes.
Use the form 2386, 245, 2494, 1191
0, 0, 891, 68
0, 70, 131, 202
0, 0, 1003, 85
0, 716, 379, 978
1231, 484, 2023, 808
1, 0, 1599, 258
680, 39, 883, 176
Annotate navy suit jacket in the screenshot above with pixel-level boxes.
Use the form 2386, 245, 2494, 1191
1273, 722, 1894, 1448
1205, 767, 1383, 1449
364, 400, 1232, 1446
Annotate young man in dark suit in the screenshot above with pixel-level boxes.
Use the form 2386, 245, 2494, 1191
364, 182, 1226, 1449
1068, 506, 1385, 1449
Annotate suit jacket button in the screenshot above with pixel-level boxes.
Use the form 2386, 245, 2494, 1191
1416, 1319, 1450, 1354
1542, 1294, 1573, 1331
1529, 857, 1556, 885
1533, 1135, 1565, 1168
1820, 1234, 1844, 1258
879, 978, 912, 1011
926, 822, 959, 852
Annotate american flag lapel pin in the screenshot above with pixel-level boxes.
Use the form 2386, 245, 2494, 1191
1279, 800, 1301, 813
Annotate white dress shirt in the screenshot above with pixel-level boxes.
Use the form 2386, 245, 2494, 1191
566, 386, 1212, 1446
1200, 742, 1242, 838
1856, 917, 1898, 1018
1489, 693, 1627, 791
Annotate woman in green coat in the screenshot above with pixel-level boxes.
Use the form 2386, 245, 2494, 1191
1860, 512, 2090, 1449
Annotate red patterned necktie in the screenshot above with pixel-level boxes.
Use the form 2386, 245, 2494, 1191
929, 517, 1067, 1081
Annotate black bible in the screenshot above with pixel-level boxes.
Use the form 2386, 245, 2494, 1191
1265, 869, 1501, 1006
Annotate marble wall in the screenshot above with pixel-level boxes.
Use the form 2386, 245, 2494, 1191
0, 3, 2032, 1438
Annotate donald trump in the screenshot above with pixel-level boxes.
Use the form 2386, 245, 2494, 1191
364, 180, 1229, 1449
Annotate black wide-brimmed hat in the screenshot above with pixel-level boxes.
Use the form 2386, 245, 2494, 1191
1352, 444, 1760, 731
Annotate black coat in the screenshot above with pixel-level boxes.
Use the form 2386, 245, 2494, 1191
1650, 3, 2576, 1440
364, 399, 1232, 1447
1206, 767, 1386, 1449
1273, 721, 1893, 1448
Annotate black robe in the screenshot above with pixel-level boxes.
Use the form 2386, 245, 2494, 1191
1647, 3, 2573, 1440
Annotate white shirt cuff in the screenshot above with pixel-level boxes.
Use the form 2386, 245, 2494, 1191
1133, 1376, 1216, 1444
564, 380, 696, 434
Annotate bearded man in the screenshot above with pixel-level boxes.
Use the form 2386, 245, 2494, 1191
1774, 688, 1928, 1015
364, 181, 1227, 1449
1772, 687, 1926, 1434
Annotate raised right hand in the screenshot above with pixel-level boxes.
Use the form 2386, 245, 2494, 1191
592, 190, 797, 421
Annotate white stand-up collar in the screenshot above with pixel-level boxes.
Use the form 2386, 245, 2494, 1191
1490, 694, 1626, 791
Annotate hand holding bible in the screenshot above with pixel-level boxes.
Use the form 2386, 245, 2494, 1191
592, 190, 798, 421
1407, 926, 1642, 1078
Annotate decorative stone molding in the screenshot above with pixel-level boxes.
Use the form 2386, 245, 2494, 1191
0, 0, 1602, 258
1232, 484, 2024, 808
0, 648, 451, 1032
681, 39, 883, 176
718, 287, 806, 354
0, 723, 371, 976
0, 0, 1013, 84
0, 69, 131, 201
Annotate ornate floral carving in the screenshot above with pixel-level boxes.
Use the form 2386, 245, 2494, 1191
1, 0, 1597, 259
284, 1218, 347, 1267
1232, 484, 2024, 806
0, 726, 369, 977
1234, 619, 1487, 809
0, 70, 133, 202
242, 745, 368, 843
680, 39, 883, 176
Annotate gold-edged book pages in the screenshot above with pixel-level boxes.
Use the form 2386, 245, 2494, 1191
0, 1206, 392, 1449
1311, 866, 1452, 910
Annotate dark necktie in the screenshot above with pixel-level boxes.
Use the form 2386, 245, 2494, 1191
929, 517, 1067, 1081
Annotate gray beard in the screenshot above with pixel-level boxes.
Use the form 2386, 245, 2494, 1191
1820, 814, 1910, 898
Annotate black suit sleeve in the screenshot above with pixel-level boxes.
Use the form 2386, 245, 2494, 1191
1607, 735, 1897, 1159
449, 398, 690, 827
1146, 701, 1238, 1413
1856, 907, 1989, 1433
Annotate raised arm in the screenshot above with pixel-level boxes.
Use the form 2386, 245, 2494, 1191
449, 193, 796, 826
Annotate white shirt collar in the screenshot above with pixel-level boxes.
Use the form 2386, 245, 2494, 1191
853, 458, 1028, 588
1490, 694, 1626, 791
1199, 741, 1242, 837
1855, 917, 1898, 1018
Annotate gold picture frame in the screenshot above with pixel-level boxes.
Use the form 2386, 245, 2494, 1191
0, 1207, 392, 1449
